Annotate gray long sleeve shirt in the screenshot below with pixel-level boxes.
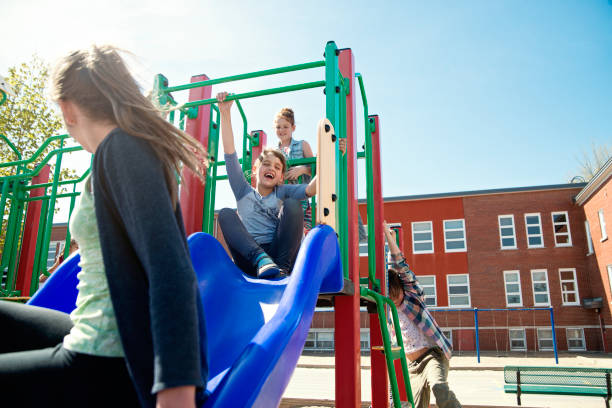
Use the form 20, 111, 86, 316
225, 152, 307, 244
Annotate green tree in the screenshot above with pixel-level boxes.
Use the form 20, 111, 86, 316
1, 56, 78, 253
1, 56, 64, 174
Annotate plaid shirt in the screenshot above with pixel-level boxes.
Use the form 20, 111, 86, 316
390, 254, 453, 360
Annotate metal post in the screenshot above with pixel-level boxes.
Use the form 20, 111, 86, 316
549, 307, 559, 364
331, 42, 362, 408
202, 107, 219, 235
15, 165, 50, 296
474, 308, 480, 363
179, 74, 211, 236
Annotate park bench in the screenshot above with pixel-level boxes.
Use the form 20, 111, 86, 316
504, 366, 612, 407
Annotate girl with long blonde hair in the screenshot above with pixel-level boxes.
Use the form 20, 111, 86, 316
0, 45, 208, 408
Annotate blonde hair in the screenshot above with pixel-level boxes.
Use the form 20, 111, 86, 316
50, 45, 207, 207
255, 148, 287, 174
274, 107, 295, 126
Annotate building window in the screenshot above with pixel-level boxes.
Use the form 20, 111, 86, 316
585, 221, 594, 255
412, 221, 434, 254
359, 241, 368, 257
447, 274, 470, 307
551, 211, 572, 247
607, 265, 612, 296
306, 329, 370, 352
509, 329, 526, 351
443, 219, 466, 252
360, 329, 370, 351
304, 330, 334, 351
537, 328, 554, 351
599, 209, 608, 241
531, 269, 550, 306
47, 241, 62, 269
360, 223, 397, 257
503, 271, 523, 307
417, 275, 437, 307
525, 213, 544, 248
498, 215, 517, 250
441, 329, 452, 345
566, 328, 586, 351
559, 268, 579, 306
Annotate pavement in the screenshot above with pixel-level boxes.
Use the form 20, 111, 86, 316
281, 351, 612, 407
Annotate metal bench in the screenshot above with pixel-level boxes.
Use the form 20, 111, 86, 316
504, 366, 612, 407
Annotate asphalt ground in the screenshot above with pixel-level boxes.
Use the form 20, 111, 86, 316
282, 351, 612, 407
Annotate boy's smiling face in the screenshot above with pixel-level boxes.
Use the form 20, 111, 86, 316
257, 153, 285, 190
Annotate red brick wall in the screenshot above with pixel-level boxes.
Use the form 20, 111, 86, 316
463, 187, 604, 351
358, 198, 469, 307
582, 176, 612, 350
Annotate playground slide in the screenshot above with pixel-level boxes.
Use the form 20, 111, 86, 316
27, 251, 80, 314
27, 224, 343, 407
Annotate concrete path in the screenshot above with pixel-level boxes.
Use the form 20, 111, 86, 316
282, 351, 612, 407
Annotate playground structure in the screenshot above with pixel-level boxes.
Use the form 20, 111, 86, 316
1, 41, 416, 407
0, 133, 87, 297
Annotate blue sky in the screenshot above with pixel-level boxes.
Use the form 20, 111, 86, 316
3, 1, 611, 214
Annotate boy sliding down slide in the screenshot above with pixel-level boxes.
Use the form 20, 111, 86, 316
216, 92, 317, 279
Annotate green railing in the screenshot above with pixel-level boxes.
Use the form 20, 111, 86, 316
1, 134, 87, 296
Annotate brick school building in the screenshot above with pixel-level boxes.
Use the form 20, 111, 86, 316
308, 163, 611, 354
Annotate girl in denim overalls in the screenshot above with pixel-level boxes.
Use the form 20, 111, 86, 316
275, 108, 314, 235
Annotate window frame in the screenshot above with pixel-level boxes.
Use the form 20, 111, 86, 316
417, 275, 437, 307
46, 240, 62, 269
498, 214, 517, 250
537, 328, 554, 351
551, 211, 572, 247
447, 274, 471, 308
412, 221, 434, 254
358, 223, 397, 257
509, 328, 527, 351
607, 265, 612, 298
559, 268, 580, 306
531, 269, 551, 307
566, 328, 586, 351
599, 209, 608, 241
443, 218, 467, 253
503, 270, 523, 307
525, 213, 544, 248
585, 221, 594, 255
441, 329, 453, 346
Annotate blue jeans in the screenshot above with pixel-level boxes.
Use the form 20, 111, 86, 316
218, 198, 303, 277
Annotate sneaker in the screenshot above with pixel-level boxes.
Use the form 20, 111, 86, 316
257, 262, 281, 279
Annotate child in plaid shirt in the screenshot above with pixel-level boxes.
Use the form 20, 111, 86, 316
384, 222, 462, 408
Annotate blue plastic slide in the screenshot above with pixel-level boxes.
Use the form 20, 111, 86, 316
28, 224, 343, 407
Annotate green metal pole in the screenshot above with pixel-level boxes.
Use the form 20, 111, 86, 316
324, 41, 344, 277
163, 61, 326, 93
235, 100, 251, 177
182, 81, 326, 110
2, 183, 23, 295
31, 196, 50, 294
357, 73, 380, 289
0, 135, 72, 170
38, 142, 65, 277
202, 106, 220, 234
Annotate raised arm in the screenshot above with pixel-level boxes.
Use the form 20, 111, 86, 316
384, 221, 424, 299
305, 174, 317, 197
383, 222, 402, 259
217, 92, 235, 155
